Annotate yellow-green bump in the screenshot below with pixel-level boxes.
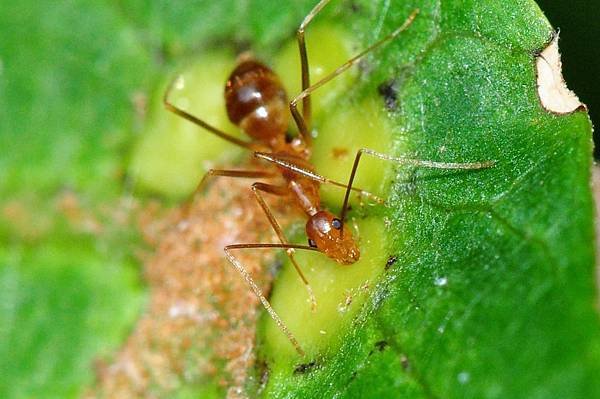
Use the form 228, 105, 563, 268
262, 27, 403, 366
128, 52, 244, 198
263, 217, 389, 361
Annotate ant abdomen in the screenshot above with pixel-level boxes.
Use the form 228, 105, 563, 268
224, 60, 290, 144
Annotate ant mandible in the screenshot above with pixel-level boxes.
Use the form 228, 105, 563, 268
163, 0, 494, 357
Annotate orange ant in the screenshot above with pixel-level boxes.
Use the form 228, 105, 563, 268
163, 0, 493, 357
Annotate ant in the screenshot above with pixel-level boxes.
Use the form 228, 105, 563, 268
163, 0, 494, 357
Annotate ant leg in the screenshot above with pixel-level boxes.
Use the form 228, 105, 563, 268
251, 183, 318, 312
338, 148, 496, 232
296, 0, 335, 135
290, 9, 420, 142
163, 77, 261, 151
188, 169, 318, 311
183, 168, 275, 214
254, 151, 384, 204
225, 242, 320, 357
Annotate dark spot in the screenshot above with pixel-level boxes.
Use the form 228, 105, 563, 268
348, 1, 361, 13
368, 340, 389, 356
308, 238, 317, 248
385, 255, 398, 270
285, 131, 295, 143
233, 39, 252, 56
350, 371, 358, 381
153, 41, 169, 66
294, 360, 317, 375
331, 147, 349, 159
375, 340, 389, 352
256, 358, 270, 388
378, 80, 398, 110
332, 218, 342, 230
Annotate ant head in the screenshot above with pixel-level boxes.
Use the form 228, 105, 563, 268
306, 211, 360, 265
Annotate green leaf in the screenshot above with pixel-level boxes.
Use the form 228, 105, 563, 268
2, 0, 598, 398
257, 1, 600, 398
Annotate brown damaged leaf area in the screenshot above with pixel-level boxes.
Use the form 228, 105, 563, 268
89, 160, 300, 398
536, 34, 583, 114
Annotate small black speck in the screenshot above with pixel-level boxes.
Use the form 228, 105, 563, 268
349, 1, 361, 13
256, 358, 270, 387
385, 255, 398, 270
294, 361, 317, 375
285, 132, 295, 143
375, 340, 389, 352
378, 80, 398, 110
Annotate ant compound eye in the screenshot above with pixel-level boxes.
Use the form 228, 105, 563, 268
308, 238, 318, 248
331, 218, 342, 230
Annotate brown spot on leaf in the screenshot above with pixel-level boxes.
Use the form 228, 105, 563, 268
536, 33, 584, 114
87, 159, 300, 398
331, 147, 349, 159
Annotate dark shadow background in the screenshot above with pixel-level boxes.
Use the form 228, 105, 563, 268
535, 0, 600, 158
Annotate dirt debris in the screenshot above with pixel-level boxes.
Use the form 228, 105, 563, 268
88, 163, 297, 398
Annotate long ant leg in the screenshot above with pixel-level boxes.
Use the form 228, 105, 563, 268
250, 182, 318, 311
253, 151, 384, 204
296, 0, 335, 137
189, 168, 275, 203
224, 243, 320, 357
290, 8, 420, 140
162, 77, 263, 151
193, 171, 318, 311
338, 148, 496, 234
180, 168, 275, 216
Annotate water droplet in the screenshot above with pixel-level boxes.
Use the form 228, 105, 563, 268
434, 276, 448, 287
457, 371, 470, 384
437, 325, 445, 333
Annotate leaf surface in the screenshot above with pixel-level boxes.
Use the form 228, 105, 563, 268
1, 1, 598, 398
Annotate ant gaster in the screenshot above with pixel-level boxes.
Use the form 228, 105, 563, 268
163, 0, 494, 357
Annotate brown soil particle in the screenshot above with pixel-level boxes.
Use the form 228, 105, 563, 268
89, 163, 297, 398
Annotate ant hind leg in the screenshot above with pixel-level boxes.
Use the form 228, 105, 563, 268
163, 77, 258, 151
296, 0, 335, 135
289, 8, 420, 144
224, 243, 320, 357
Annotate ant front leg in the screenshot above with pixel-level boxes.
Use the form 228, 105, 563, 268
224, 243, 320, 357
192, 168, 319, 311
251, 183, 318, 312
183, 168, 275, 214
338, 148, 496, 230
163, 77, 261, 151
